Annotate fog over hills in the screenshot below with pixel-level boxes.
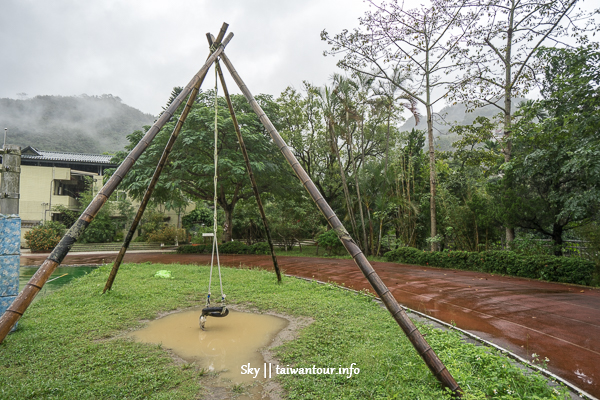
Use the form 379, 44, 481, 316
0, 94, 155, 154
400, 99, 526, 151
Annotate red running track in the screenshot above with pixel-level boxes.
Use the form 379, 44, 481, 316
21, 252, 600, 397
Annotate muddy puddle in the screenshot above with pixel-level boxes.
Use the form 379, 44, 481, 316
129, 309, 288, 398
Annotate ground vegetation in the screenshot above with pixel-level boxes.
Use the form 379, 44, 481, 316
0, 263, 572, 399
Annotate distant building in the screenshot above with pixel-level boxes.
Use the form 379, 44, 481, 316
2, 146, 187, 246
7, 146, 117, 244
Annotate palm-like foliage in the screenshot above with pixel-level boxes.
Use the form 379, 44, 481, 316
372, 67, 420, 174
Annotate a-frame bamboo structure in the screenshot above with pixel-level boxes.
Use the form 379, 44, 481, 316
102, 25, 282, 293
0, 24, 461, 396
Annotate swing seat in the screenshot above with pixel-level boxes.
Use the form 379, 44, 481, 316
201, 306, 229, 318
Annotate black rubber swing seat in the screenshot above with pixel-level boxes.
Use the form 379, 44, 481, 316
201, 306, 229, 318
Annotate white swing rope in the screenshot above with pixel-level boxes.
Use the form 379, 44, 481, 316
207, 63, 225, 307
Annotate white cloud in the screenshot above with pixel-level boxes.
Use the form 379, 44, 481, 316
0, 0, 368, 115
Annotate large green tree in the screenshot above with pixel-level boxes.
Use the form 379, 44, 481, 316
500, 45, 600, 255
113, 91, 288, 242
454, 0, 595, 243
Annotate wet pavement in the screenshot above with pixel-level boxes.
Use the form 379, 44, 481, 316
21, 251, 600, 397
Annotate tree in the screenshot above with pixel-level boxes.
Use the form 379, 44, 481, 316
331, 73, 370, 253
277, 79, 392, 254
500, 45, 600, 255
454, 0, 595, 242
372, 67, 418, 175
114, 91, 287, 242
319, 82, 360, 241
52, 180, 133, 243
322, 0, 478, 251
277, 83, 343, 206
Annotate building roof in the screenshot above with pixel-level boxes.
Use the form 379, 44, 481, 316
21, 146, 116, 165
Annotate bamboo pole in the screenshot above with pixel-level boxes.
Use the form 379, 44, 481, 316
207, 35, 282, 283
102, 26, 231, 293
217, 50, 462, 395
0, 30, 234, 343
0, 145, 21, 215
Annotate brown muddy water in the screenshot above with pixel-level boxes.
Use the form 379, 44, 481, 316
129, 309, 288, 392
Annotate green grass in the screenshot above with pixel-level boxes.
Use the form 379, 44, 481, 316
0, 263, 569, 399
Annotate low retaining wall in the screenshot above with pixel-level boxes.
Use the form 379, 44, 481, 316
0, 214, 20, 331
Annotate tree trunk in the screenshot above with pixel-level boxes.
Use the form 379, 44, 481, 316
368, 208, 374, 256
385, 113, 391, 174
426, 104, 437, 252
552, 224, 564, 257
329, 122, 358, 239
504, 9, 516, 245
348, 127, 369, 255
223, 205, 233, 242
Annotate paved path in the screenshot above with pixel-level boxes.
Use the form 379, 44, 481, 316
21, 252, 600, 397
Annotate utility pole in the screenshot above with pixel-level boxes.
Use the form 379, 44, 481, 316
0, 141, 21, 334
0, 144, 21, 215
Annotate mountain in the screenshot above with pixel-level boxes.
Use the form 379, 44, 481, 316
399, 99, 526, 151
0, 94, 155, 154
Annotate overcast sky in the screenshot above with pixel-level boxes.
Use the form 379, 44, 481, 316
0, 0, 370, 116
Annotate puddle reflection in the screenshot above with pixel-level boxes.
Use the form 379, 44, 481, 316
129, 309, 288, 384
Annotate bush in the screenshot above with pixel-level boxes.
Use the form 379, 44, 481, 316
384, 247, 596, 286
176, 244, 209, 254
316, 230, 344, 255
147, 226, 186, 245
76, 207, 120, 243
177, 241, 271, 255
219, 241, 250, 254
249, 242, 271, 255
24, 221, 66, 252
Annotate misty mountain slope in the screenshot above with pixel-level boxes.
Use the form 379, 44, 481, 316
399, 99, 526, 151
0, 94, 155, 154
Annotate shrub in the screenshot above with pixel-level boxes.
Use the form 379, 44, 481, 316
219, 241, 250, 254
249, 242, 271, 255
176, 244, 208, 254
147, 226, 186, 245
384, 247, 596, 286
177, 241, 270, 255
316, 230, 344, 255
24, 221, 66, 252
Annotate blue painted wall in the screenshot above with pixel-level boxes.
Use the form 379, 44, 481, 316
0, 214, 20, 330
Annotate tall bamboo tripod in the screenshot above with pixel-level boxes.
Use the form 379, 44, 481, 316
0, 23, 461, 396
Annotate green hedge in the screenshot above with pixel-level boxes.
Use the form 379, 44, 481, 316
176, 244, 209, 254
176, 241, 271, 255
219, 241, 250, 254
249, 242, 271, 255
384, 247, 596, 286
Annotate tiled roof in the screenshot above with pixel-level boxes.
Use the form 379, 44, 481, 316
21, 146, 116, 165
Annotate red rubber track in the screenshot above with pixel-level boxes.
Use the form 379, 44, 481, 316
21, 252, 600, 397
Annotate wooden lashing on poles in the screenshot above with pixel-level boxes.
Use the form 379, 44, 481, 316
102, 24, 231, 293
212, 43, 463, 396
207, 34, 282, 283
0, 28, 233, 344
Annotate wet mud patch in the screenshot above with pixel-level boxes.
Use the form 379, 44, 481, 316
128, 304, 313, 399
